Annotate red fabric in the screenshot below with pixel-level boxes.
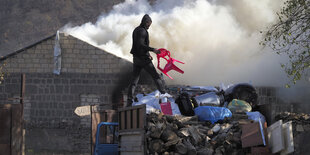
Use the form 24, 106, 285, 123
157, 48, 185, 79
160, 102, 173, 115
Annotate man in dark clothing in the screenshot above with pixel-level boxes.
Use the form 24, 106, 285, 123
127, 14, 166, 106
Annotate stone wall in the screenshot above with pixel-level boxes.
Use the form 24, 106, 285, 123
0, 33, 155, 154
255, 87, 278, 124
4, 33, 130, 74
255, 86, 310, 124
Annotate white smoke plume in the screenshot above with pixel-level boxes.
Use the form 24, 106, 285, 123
63, 0, 309, 87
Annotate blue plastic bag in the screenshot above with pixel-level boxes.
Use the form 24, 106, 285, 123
194, 106, 232, 124
246, 111, 266, 124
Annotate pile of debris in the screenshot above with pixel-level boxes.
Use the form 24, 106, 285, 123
275, 112, 310, 154
275, 112, 310, 125
145, 112, 249, 155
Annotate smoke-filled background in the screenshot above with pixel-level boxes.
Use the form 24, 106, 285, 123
63, 0, 309, 88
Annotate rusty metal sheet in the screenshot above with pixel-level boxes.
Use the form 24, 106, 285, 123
241, 122, 266, 148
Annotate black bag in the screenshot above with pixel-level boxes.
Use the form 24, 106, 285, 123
175, 92, 195, 116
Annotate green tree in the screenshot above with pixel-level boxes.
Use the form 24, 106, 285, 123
261, 0, 310, 87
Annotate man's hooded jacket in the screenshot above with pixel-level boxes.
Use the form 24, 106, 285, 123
130, 14, 155, 58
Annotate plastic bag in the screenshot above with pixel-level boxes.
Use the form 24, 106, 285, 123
53, 30, 62, 75
194, 106, 232, 124
167, 97, 181, 115
192, 92, 221, 106
175, 92, 195, 116
246, 111, 266, 125
132, 91, 161, 112
228, 99, 252, 113
133, 90, 181, 115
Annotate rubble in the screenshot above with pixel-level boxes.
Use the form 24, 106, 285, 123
145, 113, 248, 155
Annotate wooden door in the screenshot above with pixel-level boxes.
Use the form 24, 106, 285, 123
0, 104, 22, 155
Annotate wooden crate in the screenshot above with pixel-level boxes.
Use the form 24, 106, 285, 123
118, 105, 147, 155
118, 104, 146, 132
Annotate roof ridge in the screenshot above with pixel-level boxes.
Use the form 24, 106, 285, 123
0, 33, 56, 61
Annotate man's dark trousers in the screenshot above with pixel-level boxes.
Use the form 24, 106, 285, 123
127, 56, 166, 106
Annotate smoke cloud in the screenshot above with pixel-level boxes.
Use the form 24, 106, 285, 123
63, 0, 309, 87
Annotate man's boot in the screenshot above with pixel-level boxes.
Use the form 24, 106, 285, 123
127, 99, 133, 107
155, 78, 166, 94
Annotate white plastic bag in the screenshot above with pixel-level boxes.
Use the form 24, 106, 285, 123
132, 90, 181, 115
53, 30, 62, 75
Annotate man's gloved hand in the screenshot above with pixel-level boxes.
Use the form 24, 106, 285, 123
153, 48, 161, 54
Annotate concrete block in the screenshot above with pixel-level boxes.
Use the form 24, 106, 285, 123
55, 85, 64, 94
64, 86, 69, 93
89, 69, 97, 73
54, 79, 61, 84
56, 95, 61, 101
18, 59, 25, 63
5, 84, 19, 93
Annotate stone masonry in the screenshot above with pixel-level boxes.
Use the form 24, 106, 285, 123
0, 33, 153, 154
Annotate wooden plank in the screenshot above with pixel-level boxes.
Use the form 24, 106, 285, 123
118, 104, 146, 112
119, 112, 122, 130
92, 112, 100, 149
0, 109, 11, 144
0, 144, 11, 155
0, 104, 12, 155
132, 109, 137, 129
11, 104, 22, 155
20, 74, 25, 104
138, 108, 145, 129
106, 110, 117, 122
121, 111, 125, 130
126, 110, 131, 129
102, 112, 106, 123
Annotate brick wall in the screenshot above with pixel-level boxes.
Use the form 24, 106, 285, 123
0, 33, 155, 154
256, 87, 277, 105
5, 33, 129, 74
255, 86, 310, 124
255, 87, 278, 124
